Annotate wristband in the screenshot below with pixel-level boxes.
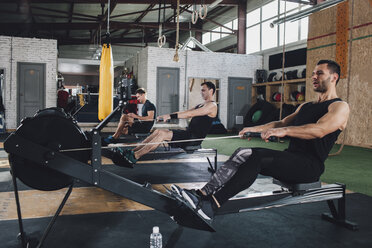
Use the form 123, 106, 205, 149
170, 113, 178, 119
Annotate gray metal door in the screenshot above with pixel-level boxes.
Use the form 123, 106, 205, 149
227, 77, 252, 130
156, 67, 179, 116
18, 63, 45, 124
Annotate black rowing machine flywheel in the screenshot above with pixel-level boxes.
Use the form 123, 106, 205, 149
8, 108, 90, 191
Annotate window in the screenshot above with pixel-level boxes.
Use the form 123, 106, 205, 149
246, 0, 307, 54
247, 8, 260, 26
225, 21, 232, 29
279, 20, 299, 45
211, 27, 221, 42
300, 17, 309, 40
202, 32, 211, 44
186, 41, 196, 50
232, 19, 238, 30
202, 0, 307, 48
262, 19, 277, 50
202, 21, 234, 45
280, 1, 299, 13
262, 0, 278, 20
247, 25, 260, 54
221, 27, 230, 38
300, 3, 311, 11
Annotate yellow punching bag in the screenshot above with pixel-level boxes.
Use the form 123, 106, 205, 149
98, 43, 114, 120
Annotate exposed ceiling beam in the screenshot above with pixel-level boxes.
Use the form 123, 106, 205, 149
19, 0, 35, 36
90, 0, 118, 43
144, 4, 191, 41
110, 5, 172, 19
206, 5, 234, 21
66, 3, 74, 38
183, 7, 235, 33
285, 0, 317, 5
0, 22, 190, 30
31, 5, 97, 19
0, 0, 238, 4
120, 3, 156, 38
134, 4, 156, 22
0, 21, 234, 34
59, 36, 160, 45
0, 9, 96, 21
165, 4, 190, 23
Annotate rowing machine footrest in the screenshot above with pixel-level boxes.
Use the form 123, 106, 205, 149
273, 179, 321, 192
184, 145, 202, 153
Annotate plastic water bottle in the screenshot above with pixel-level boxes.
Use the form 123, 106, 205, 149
150, 226, 162, 248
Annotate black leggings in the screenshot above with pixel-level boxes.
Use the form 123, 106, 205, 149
203, 147, 324, 205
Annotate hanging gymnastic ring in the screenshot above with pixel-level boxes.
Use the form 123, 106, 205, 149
158, 35, 166, 48
199, 5, 208, 20
191, 10, 198, 24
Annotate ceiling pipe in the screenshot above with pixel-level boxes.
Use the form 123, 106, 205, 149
209, 0, 224, 8
270, 0, 346, 27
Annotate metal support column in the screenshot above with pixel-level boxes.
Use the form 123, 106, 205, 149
194, 19, 203, 51
237, 0, 247, 54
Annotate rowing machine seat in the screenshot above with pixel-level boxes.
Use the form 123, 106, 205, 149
273, 179, 321, 192
184, 145, 202, 153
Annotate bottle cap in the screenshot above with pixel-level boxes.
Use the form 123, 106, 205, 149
153, 226, 159, 233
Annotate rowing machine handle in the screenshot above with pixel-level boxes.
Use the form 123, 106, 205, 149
157, 117, 171, 123
243, 132, 277, 142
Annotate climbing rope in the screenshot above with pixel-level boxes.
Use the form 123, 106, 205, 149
157, 0, 166, 48
173, 0, 180, 62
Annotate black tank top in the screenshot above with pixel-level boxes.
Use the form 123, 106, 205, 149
287, 98, 343, 164
187, 103, 215, 138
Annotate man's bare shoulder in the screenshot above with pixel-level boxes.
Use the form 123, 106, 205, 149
329, 100, 349, 111
205, 101, 218, 107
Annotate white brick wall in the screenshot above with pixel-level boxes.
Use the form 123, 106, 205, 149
0, 36, 57, 129
134, 46, 262, 127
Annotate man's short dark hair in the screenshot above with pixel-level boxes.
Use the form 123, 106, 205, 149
201, 81, 216, 95
317, 60, 341, 85
135, 88, 146, 95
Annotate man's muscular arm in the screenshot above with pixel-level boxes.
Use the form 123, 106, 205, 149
261, 101, 349, 140
239, 103, 305, 137
157, 102, 217, 122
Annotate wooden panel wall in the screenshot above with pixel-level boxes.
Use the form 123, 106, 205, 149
306, 0, 372, 148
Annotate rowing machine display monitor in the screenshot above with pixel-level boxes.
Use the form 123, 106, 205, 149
118, 78, 131, 102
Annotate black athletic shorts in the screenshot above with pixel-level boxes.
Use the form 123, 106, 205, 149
170, 129, 201, 148
128, 122, 150, 135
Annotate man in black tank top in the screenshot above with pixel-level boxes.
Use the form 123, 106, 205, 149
171, 60, 350, 221
111, 81, 218, 167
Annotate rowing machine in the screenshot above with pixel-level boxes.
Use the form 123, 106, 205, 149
216, 178, 358, 230
218, 132, 358, 231
5, 108, 215, 248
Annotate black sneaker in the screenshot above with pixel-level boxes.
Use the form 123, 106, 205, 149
170, 185, 214, 221
170, 184, 183, 198
111, 148, 134, 168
